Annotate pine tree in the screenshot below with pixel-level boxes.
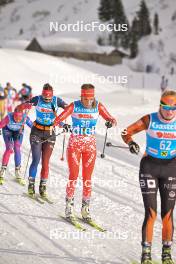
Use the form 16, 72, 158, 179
98, 0, 112, 22
0, 0, 13, 5
112, 0, 129, 48
130, 33, 138, 58
137, 0, 152, 38
153, 12, 159, 35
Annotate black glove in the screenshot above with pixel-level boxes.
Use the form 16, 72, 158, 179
63, 124, 71, 133
128, 141, 140, 154
105, 121, 112, 128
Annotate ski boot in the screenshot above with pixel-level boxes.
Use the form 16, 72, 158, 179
28, 177, 35, 198
162, 243, 174, 264
65, 197, 75, 220
141, 242, 152, 264
0, 165, 7, 185
39, 179, 47, 198
81, 199, 92, 221
15, 166, 26, 185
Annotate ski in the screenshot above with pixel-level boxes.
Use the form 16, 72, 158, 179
60, 215, 86, 231
39, 195, 54, 204
79, 217, 106, 232
14, 178, 26, 186
131, 261, 160, 264
0, 177, 4, 185
23, 193, 45, 204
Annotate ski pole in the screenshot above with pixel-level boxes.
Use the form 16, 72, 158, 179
60, 134, 66, 161
40, 130, 65, 144
106, 142, 129, 149
101, 127, 108, 159
23, 148, 31, 180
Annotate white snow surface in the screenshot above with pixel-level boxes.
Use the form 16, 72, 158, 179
0, 49, 176, 264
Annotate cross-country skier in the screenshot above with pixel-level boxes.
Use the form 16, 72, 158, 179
17, 83, 32, 102
4, 82, 17, 113
0, 108, 33, 185
121, 90, 176, 264
54, 84, 117, 221
16, 83, 67, 198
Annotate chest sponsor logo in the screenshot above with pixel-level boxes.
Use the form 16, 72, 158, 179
156, 131, 176, 139
38, 107, 52, 113
78, 114, 94, 119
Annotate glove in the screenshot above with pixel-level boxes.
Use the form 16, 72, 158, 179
63, 124, 71, 133
128, 141, 140, 154
105, 121, 113, 128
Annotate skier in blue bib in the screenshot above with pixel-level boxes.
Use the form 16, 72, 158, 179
0, 108, 33, 185
17, 83, 67, 198
122, 90, 176, 264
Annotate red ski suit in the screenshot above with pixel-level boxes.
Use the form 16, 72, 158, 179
55, 101, 116, 200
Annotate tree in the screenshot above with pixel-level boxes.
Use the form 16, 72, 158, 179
153, 12, 159, 35
0, 0, 13, 5
130, 33, 138, 58
137, 0, 152, 38
98, 0, 112, 22
112, 0, 130, 49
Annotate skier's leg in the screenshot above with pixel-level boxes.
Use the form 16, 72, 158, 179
139, 156, 159, 263
82, 136, 96, 200
14, 133, 23, 167
29, 133, 42, 180
66, 136, 82, 199
159, 160, 176, 262
40, 139, 55, 180
39, 139, 55, 197
81, 136, 96, 220
2, 131, 14, 166
65, 136, 82, 218
13, 134, 23, 179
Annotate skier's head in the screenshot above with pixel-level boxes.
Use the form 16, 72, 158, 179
42, 83, 53, 103
13, 108, 23, 123
81, 84, 96, 108
160, 90, 176, 120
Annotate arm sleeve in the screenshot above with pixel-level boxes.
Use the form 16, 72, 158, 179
98, 102, 115, 121
16, 96, 39, 111
57, 97, 68, 109
26, 116, 33, 128
54, 103, 74, 124
0, 115, 9, 129
121, 115, 150, 144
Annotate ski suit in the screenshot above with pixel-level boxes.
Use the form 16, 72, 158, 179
0, 113, 32, 167
18, 95, 67, 180
55, 100, 116, 200
122, 112, 176, 245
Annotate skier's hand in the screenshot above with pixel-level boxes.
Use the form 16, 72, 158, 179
128, 141, 140, 154
105, 121, 113, 128
105, 119, 117, 128
63, 124, 71, 133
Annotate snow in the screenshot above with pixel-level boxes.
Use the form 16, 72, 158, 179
0, 48, 175, 264
0, 0, 176, 73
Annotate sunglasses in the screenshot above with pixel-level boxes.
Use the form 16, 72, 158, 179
160, 102, 176, 110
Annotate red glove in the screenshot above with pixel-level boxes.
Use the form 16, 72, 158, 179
110, 118, 117, 126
